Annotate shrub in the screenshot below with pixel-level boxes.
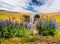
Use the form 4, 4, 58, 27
0, 19, 40, 41
16, 26, 30, 38
0, 19, 30, 38
37, 18, 58, 36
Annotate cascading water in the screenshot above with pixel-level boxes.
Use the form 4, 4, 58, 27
30, 16, 34, 24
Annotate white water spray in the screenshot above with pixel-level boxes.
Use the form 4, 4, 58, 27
30, 16, 34, 24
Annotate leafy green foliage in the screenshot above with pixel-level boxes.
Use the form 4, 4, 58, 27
0, 19, 40, 42
37, 19, 58, 36
0, 19, 30, 38
2, 25, 30, 38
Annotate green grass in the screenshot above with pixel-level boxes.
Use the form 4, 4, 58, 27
54, 29, 60, 39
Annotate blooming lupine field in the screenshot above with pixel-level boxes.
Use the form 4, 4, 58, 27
0, 11, 60, 44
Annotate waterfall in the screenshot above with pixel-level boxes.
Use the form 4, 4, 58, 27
30, 16, 34, 24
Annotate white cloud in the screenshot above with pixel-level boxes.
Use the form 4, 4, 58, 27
0, 0, 60, 13
34, 0, 60, 13
0, 0, 35, 13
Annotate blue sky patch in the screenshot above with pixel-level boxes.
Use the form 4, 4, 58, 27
29, 0, 45, 6
23, 6, 38, 12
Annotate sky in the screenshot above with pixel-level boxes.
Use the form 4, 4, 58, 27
0, 0, 60, 14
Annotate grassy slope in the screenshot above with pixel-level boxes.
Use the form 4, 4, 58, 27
39, 13, 60, 24
0, 10, 34, 22
0, 10, 60, 23
0, 11, 24, 22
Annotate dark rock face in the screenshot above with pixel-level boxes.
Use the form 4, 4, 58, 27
34, 15, 40, 20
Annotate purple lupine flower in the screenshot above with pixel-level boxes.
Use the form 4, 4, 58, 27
0, 20, 4, 26
15, 21, 19, 28
5, 20, 8, 24
26, 23, 30, 29
5, 19, 11, 24
50, 19, 56, 24
0, 20, 6, 27
5, 20, 9, 24
54, 23, 58, 29
50, 19, 58, 28
2, 20, 7, 27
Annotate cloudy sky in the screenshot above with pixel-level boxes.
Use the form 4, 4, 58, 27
0, 0, 60, 13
